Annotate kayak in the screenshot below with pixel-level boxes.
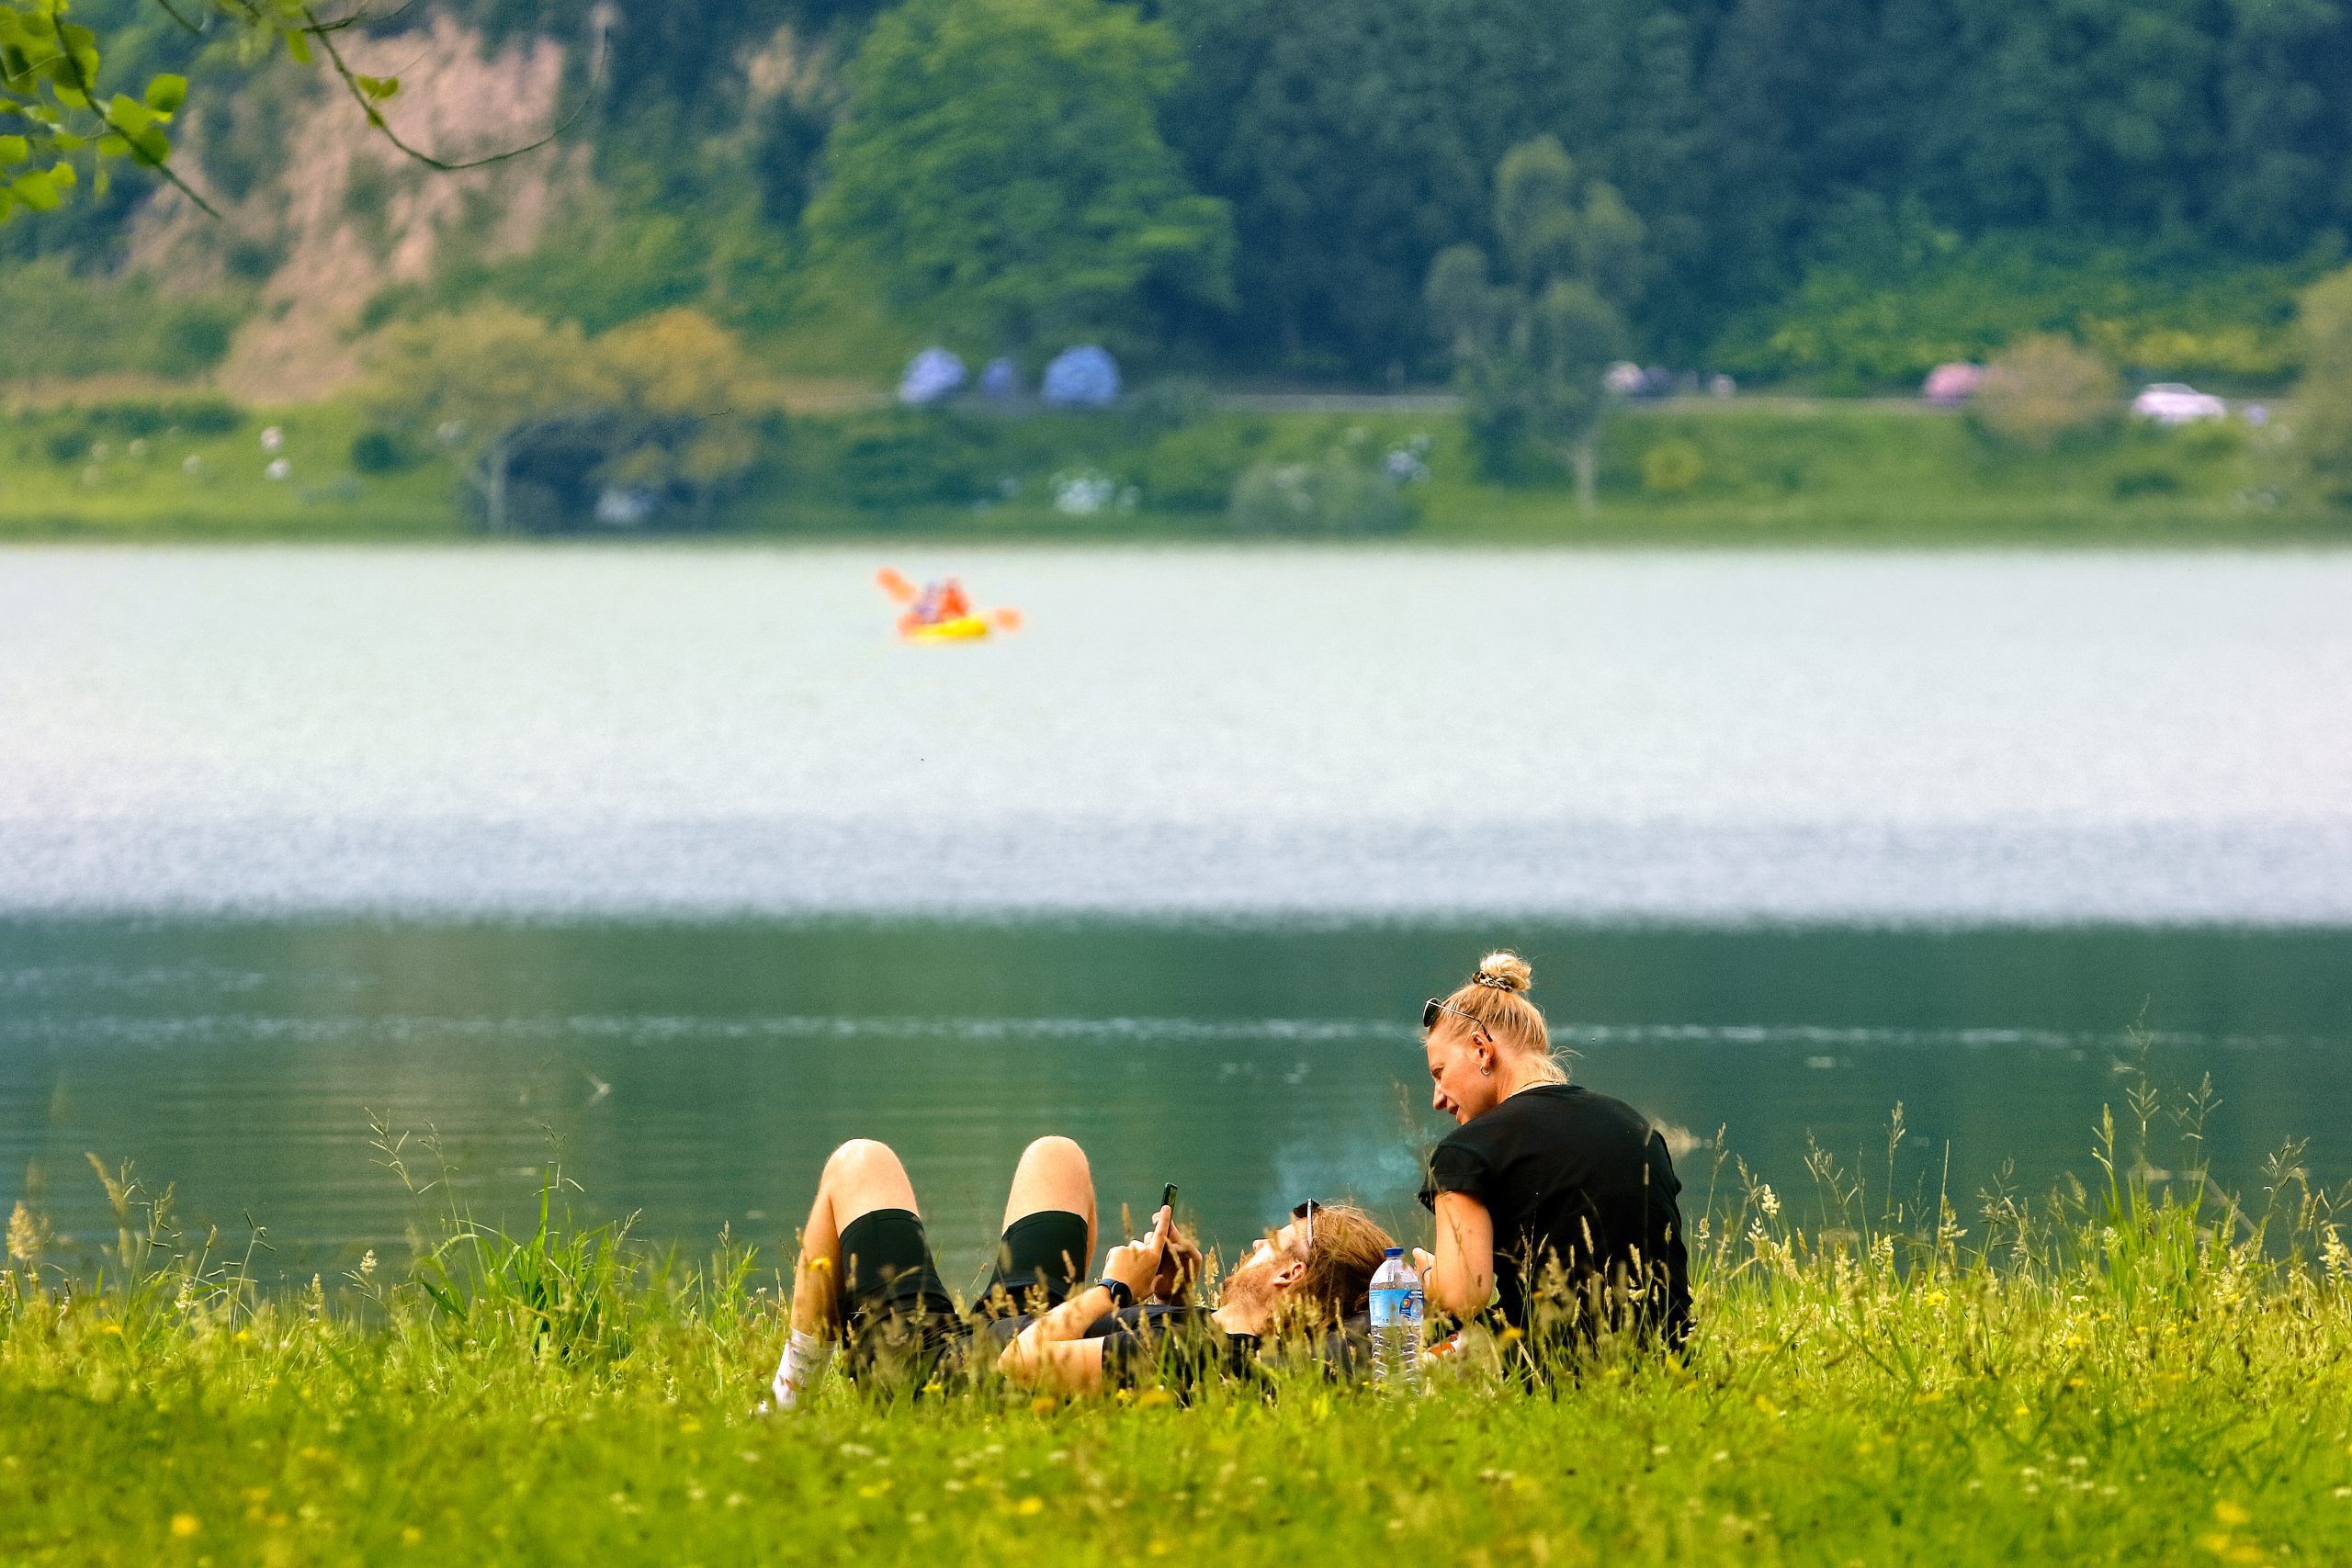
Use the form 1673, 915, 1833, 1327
903, 615, 992, 642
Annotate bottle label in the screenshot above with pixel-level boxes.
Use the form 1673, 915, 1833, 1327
1369, 1286, 1421, 1328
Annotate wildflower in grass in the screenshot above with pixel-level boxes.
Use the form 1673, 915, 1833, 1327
169, 1514, 200, 1538
1756, 1185, 1781, 1220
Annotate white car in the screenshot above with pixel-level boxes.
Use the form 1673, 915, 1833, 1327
2132, 383, 2227, 424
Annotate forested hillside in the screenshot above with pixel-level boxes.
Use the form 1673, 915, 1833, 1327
7, 0, 2349, 389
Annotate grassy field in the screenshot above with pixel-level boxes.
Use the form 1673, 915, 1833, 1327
5, 392, 2347, 546
8, 1089, 2352, 1564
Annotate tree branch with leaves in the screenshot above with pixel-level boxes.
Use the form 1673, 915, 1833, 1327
1, 0, 594, 226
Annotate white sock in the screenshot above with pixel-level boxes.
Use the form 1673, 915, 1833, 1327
770, 1329, 833, 1411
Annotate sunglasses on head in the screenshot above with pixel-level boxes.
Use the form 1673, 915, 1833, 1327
1422, 998, 1492, 1037
1290, 1199, 1319, 1248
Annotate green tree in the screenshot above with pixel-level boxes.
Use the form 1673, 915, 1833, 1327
2213, 0, 2352, 252
1163, 0, 1566, 377
2293, 266, 2352, 504
1426, 135, 1641, 511
804, 0, 1231, 351
361, 303, 775, 530
361, 303, 613, 532
594, 308, 776, 522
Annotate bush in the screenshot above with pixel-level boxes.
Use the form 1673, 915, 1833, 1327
1639, 437, 1705, 494
1714, 233, 2312, 390
31, 399, 244, 466
349, 429, 417, 474
0, 260, 247, 379
1121, 377, 1216, 439
1229, 448, 1418, 535
2294, 265, 2352, 504
172, 399, 245, 437
1972, 335, 2120, 450
1135, 419, 1267, 510
832, 410, 1006, 511
153, 309, 240, 377
2109, 463, 2183, 499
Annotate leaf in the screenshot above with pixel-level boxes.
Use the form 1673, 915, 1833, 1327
10, 168, 59, 210
355, 74, 400, 102
48, 159, 73, 189
96, 131, 130, 157
284, 28, 312, 65
129, 125, 168, 164
107, 95, 154, 134
0, 134, 27, 165
51, 132, 85, 152
143, 73, 187, 114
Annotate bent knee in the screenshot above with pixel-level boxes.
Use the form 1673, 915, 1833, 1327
823, 1137, 902, 1180
1021, 1134, 1089, 1168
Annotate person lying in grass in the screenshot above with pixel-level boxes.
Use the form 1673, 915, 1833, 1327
764, 1133, 1390, 1407
998, 1197, 1394, 1396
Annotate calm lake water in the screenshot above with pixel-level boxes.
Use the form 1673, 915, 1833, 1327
3, 546, 2348, 1273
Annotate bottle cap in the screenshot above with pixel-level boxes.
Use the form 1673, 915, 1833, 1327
1384, 1247, 1403, 1258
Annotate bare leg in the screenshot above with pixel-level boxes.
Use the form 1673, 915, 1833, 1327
790, 1138, 921, 1338
999, 1134, 1096, 1280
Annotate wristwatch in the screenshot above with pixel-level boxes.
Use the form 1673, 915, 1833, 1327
1095, 1276, 1136, 1310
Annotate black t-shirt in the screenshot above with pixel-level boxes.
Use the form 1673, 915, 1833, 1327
1078, 1304, 1374, 1393
1081, 1303, 1258, 1393
1419, 1083, 1690, 1345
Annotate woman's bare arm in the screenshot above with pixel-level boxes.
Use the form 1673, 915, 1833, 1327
1418, 1190, 1495, 1318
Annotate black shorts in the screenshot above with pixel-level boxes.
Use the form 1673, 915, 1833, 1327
836, 1207, 1090, 1389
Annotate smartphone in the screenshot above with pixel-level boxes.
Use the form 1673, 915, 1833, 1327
1160, 1182, 1179, 1218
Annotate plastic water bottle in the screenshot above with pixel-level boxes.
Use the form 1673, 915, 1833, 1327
1368, 1247, 1424, 1391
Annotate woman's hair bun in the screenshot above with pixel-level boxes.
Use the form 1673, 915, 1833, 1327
1473, 951, 1532, 993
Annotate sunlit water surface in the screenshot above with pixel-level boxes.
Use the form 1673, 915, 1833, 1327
4, 545, 2348, 921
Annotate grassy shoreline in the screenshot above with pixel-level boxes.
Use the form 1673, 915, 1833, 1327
9, 1091, 2352, 1562
4, 399, 2346, 547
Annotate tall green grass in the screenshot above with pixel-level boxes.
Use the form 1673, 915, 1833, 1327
8, 1069, 2352, 1562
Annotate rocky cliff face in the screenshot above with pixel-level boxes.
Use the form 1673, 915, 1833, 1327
132, 13, 594, 401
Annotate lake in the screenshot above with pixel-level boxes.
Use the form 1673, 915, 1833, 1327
3, 546, 2348, 1275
